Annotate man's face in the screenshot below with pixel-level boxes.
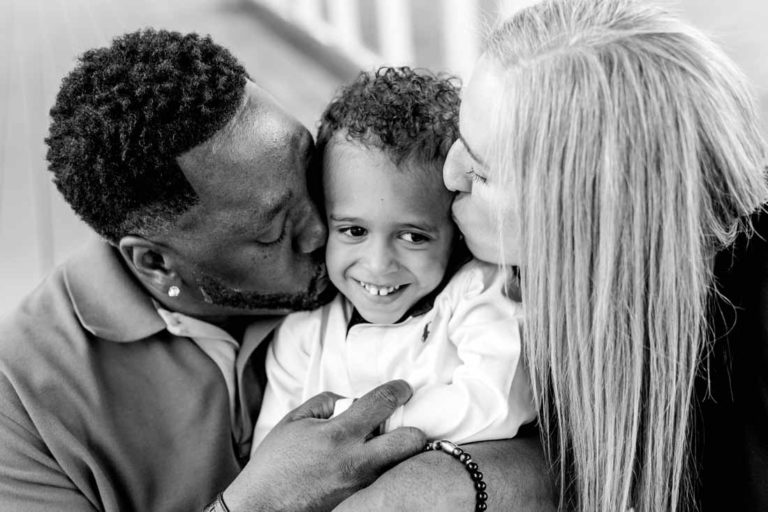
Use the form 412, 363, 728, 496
169, 80, 332, 315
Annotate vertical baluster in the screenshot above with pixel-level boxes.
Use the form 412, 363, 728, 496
260, 0, 290, 19
443, 0, 481, 80
327, 0, 361, 48
293, 0, 325, 35
374, 0, 413, 66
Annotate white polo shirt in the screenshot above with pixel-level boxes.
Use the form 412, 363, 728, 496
252, 259, 535, 451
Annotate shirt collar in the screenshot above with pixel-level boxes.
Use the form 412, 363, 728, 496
156, 306, 238, 347
63, 237, 286, 348
63, 237, 166, 342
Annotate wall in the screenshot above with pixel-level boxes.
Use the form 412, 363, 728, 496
1, 0, 766, 314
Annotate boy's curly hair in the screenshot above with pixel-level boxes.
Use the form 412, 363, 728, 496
45, 29, 247, 243
315, 67, 461, 175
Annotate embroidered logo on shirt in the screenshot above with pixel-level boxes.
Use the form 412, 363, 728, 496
421, 322, 431, 342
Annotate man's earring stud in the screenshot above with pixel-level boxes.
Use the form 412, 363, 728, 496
168, 286, 181, 298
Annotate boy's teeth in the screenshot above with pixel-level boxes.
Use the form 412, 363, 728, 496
358, 280, 401, 296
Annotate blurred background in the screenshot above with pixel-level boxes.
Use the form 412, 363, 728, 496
1, 0, 767, 315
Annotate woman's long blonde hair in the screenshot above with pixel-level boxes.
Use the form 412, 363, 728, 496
484, 1, 768, 510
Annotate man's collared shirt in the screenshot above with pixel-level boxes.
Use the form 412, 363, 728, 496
155, 307, 277, 445
0, 238, 282, 511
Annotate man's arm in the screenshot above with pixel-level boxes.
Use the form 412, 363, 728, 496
334, 436, 556, 512
223, 380, 427, 512
0, 408, 98, 511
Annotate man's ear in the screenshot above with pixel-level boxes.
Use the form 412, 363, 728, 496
117, 236, 178, 292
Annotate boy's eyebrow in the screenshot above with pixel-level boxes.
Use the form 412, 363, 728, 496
399, 221, 438, 233
328, 214, 358, 223
460, 133, 486, 166
328, 216, 437, 233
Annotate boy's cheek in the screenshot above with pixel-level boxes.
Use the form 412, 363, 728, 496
324, 241, 345, 285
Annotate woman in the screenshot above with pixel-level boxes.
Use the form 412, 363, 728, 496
443, 0, 768, 511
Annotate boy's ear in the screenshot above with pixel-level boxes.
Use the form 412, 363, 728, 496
117, 236, 178, 291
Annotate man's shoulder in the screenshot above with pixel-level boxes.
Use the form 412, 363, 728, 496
0, 264, 83, 430
0, 265, 78, 357
0, 237, 141, 383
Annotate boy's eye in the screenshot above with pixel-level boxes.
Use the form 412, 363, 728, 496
339, 226, 367, 238
399, 232, 430, 244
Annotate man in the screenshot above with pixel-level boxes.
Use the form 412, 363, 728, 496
0, 29, 553, 511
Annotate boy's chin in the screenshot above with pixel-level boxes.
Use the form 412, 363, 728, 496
353, 302, 411, 325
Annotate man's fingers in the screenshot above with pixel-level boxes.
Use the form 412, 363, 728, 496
363, 426, 427, 469
336, 380, 413, 437
288, 391, 343, 421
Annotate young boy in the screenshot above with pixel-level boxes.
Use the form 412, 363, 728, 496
252, 67, 534, 451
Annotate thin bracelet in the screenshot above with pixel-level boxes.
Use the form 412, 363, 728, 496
425, 440, 488, 511
202, 492, 230, 512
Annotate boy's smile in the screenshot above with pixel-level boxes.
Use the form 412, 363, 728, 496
323, 134, 456, 324
354, 279, 403, 296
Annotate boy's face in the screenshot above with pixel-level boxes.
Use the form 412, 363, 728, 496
323, 135, 456, 324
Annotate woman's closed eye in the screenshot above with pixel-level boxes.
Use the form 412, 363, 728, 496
466, 167, 487, 184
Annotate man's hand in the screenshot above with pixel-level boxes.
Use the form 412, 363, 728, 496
223, 380, 426, 512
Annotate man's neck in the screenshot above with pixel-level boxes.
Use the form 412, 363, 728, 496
202, 315, 254, 342
118, 256, 263, 342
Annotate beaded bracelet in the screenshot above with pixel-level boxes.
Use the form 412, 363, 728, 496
425, 440, 488, 511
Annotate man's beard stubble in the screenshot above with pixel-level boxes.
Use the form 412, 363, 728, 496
194, 260, 337, 312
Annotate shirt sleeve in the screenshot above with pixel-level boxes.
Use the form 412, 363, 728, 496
0, 377, 97, 512
251, 311, 316, 454
385, 262, 536, 444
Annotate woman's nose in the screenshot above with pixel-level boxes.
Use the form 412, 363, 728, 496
443, 141, 470, 193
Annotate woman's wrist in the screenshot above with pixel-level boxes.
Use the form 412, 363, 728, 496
425, 440, 488, 511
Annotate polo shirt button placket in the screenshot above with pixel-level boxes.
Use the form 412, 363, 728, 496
235, 440, 251, 468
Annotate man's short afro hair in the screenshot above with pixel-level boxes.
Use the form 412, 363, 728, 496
46, 29, 247, 243
315, 66, 461, 175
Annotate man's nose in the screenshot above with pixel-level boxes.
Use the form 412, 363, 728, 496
295, 202, 327, 254
443, 141, 469, 193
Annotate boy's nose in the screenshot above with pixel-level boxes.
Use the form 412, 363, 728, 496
364, 240, 399, 275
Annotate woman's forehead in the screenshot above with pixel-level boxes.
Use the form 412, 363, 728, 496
460, 57, 505, 161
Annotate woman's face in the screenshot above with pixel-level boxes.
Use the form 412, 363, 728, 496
443, 57, 521, 265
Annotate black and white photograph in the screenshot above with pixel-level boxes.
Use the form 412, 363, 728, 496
1, 0, 766, 510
